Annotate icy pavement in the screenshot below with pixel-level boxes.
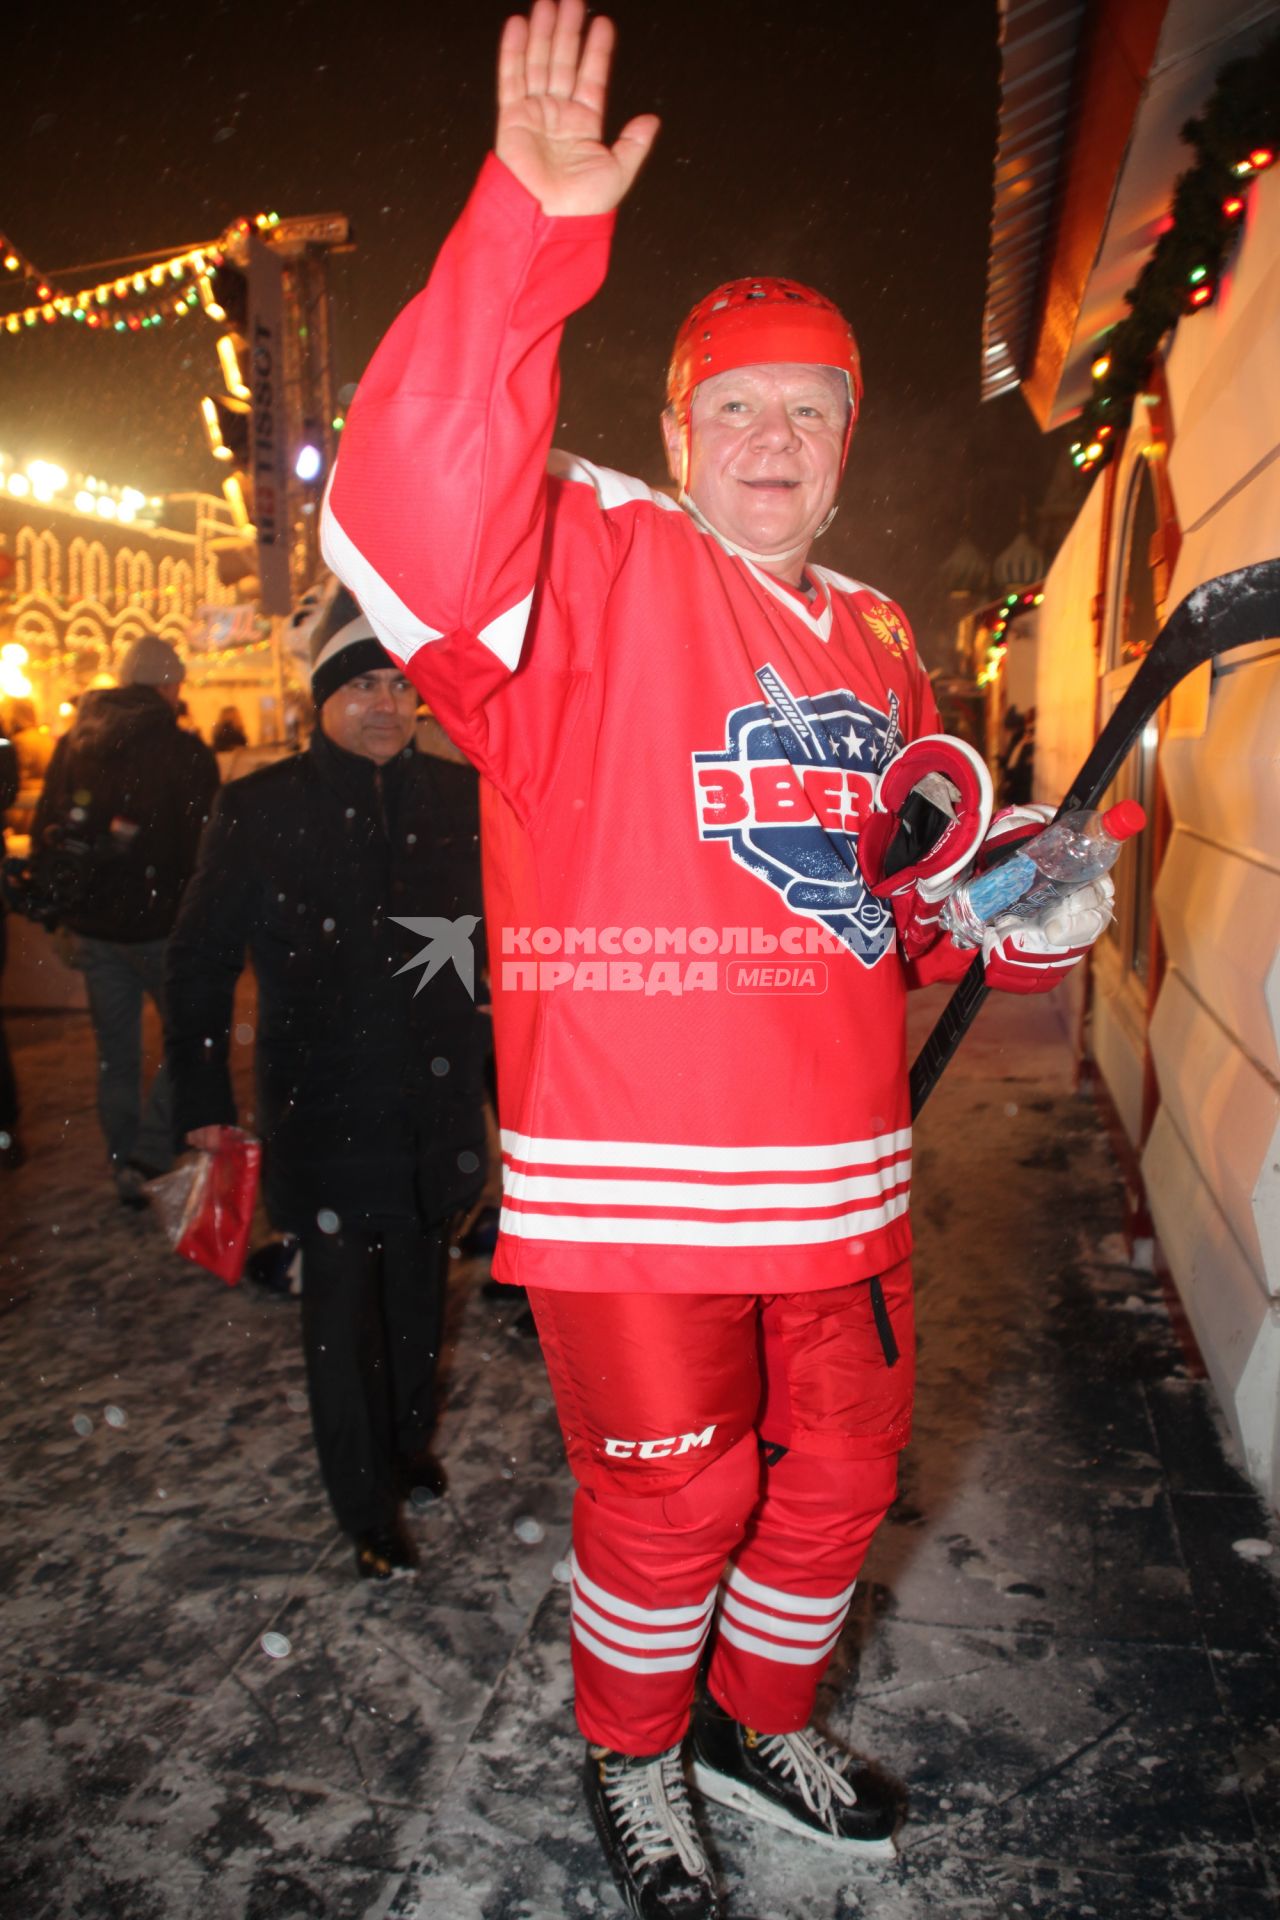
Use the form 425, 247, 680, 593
2, 988, 1278, 1920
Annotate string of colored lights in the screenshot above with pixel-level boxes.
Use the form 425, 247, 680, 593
0, 235, 51, 300
977, 588, 1044, 688
0, 212, 281, 336
1069, 128, 1276, 477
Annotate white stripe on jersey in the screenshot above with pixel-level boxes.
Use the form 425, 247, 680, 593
498, 1190, 909, 1247
322, 472, 534, 670
500, 1129, 911, 1173
498, 1130, 911, 1244
477, 591, 534, 670
320, 476, 444, 663
502, 1162, 911, 1214
740, 552, 833, 642
547, 448, 684, 515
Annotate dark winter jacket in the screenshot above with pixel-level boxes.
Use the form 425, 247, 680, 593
0, 732, 17, 923
31, 687, 219, 943
164, 727, 487, 1233
0, 731, 17, 854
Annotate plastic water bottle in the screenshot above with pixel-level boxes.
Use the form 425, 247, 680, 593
941, 800, 1147, 945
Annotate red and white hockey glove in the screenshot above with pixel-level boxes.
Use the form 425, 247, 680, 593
978, 805, 1114, 994
858, 735, 993, 959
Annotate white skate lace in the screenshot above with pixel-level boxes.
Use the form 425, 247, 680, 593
602, 1747, 709, 1878
755, 1729, 859, 1833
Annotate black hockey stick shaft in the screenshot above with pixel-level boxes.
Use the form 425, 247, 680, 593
909, 556, 1280, 1118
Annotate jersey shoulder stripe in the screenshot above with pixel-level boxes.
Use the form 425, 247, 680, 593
811, 564, 893, 602
547, 448, 683, 516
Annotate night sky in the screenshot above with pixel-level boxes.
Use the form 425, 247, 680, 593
0, 0, 1070, 661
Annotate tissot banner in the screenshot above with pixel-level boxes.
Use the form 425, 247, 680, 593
248, 236, 291, 616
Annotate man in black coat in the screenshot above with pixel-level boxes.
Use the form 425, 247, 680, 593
31, 634, 219, 1203
165, 589, 487, 1580
0, 726, 22, 1169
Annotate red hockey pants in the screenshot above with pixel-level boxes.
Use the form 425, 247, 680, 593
527, 1259, 914, 1756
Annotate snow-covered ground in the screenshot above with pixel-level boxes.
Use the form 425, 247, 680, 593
2, 986, 1277, 1918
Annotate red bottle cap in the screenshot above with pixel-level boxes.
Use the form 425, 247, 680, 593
1102, 800, 1146, 840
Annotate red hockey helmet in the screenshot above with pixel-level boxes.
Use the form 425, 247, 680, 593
666, 277, 863, 489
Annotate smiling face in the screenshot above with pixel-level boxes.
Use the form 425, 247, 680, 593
662, 362, 850, 584
320, 668, 420, 764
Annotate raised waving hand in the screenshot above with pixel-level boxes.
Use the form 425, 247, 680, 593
496, 0, 659, 216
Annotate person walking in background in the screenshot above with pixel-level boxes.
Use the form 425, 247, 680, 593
31, 634, 218, 1207
165, 588, 487, 1581
1005, 704, 1036, 805
210, 705, 249, 752
996, 703, 1025, 806
0, 725, 23, 1169
4, 696, 55, 839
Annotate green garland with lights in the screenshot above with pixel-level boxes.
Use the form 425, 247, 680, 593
1071, 28, 1280, 475
975, 587, 1046, 686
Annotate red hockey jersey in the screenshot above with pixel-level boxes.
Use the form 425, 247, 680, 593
323, 154, 968, 1296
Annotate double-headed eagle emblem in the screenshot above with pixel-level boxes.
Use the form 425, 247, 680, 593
861, 601, 913, 659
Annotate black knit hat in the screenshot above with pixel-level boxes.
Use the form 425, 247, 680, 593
308, 586, 395, 709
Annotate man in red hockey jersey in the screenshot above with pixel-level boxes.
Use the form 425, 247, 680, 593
322, 5, 1112, 1912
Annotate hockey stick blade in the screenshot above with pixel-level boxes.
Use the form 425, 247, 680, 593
909, 556, 1280, 1118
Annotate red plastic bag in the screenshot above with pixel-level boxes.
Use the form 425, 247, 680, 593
148, 1127, 262, 1285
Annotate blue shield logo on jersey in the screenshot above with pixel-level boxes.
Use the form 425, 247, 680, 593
693, 670, 899, 965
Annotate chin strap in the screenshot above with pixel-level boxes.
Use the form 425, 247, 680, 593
678, 492, 827, 574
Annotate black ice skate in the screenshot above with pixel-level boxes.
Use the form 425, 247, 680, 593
584, 1742, 722, 1919
689, 1695, 899, 1855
